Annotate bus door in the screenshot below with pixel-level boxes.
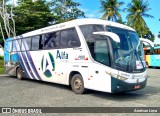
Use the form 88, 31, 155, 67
88, 39, 111, 92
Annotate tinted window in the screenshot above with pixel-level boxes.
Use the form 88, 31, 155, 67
17, 39, 21, 51
21, 38, 31, 51
12, 40, 18, 52
12, 40, 20, 52
80, 25, 104, 42
144, 50, 150, 55
43, 31, 59, 49
94, 39, 110, 66
60, 28, 80, 48
5, 41, 12, 52
158, 49, 160, 54
153, 49, 160, 54
31, 35, 42, 50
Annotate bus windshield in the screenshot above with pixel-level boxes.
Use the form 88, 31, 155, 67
80, 25, 145, 72
109, 27, 145, 72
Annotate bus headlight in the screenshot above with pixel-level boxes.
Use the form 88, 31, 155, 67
105, 71, 128, 81
117, 75, 128, 80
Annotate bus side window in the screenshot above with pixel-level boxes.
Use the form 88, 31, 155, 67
17, 39, 21, 51
146, 50, 150, 55
154, 49, 156, 54
31, 35, 42, 50
94, 39, 110, 66
12, 40, 17, 52
60, 28, 80, 48
21, 38, 31, 51
5, 41, 12, 52
43, 31, 59, 49
80, 25, 104, 42
13, 40, 21, 52
158, 49, 160, 54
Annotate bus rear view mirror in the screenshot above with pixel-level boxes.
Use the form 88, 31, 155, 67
93, 32, 120, 43
140, 38, 154, 54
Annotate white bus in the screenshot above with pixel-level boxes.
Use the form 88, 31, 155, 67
4, 19, 150, 93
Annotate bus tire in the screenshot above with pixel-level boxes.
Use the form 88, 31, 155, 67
146, 62, 149, 68
17, 68, 23, 80
71, 74, 86, 94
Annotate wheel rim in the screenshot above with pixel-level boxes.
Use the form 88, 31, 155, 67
74, 78, 82, 90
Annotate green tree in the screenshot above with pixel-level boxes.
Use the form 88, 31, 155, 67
99, 0, 125, 21
53, 0, 85, 23
14, 0, 56, 35
126, 0, 154, 39
116, 18, 126, 24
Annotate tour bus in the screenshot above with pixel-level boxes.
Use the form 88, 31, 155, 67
144, 46, 160, 67
4, 19, 152, 94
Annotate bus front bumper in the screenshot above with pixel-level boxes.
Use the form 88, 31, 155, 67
111, 77, 147, 93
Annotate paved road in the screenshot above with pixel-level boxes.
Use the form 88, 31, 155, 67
0, 68, 160, 115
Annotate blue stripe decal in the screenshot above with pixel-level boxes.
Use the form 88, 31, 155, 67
26, 51, 42, 80
21, 52, 36, 80
13, 35, 41, 80
13, 38, 30, 79
14, 36, 33, 79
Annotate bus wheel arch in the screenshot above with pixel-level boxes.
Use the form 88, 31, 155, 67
69, 71, 87, 94
16, 67, 23, 80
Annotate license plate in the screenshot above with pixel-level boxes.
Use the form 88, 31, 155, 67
134, 85, 141, 89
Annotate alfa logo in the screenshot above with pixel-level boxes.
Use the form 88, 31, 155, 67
41, 52, 55, 78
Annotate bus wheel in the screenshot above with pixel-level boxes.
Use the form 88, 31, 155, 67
146, 62, 149, 68
71, 74, 86, 94
17, 68, 23, 80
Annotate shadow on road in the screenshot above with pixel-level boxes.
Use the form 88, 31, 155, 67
148, 67, 160, 69
86, 85, 159, 101
4, 76, 159, 101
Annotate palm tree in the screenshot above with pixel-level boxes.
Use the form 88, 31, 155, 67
126, 0, 154, 37
99, 0, 125, 21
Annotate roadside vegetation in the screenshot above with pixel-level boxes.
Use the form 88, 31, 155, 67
0, 56, 4, 74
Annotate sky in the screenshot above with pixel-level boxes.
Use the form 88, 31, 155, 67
75, 0, 160, 43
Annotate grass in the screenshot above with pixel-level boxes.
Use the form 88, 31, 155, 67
0, 56, 4, 74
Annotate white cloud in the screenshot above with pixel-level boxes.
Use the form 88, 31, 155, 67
79, 7, 102, 18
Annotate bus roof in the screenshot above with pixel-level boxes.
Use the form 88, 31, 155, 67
75, 18, 135, 31
9, 18, 135, 40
